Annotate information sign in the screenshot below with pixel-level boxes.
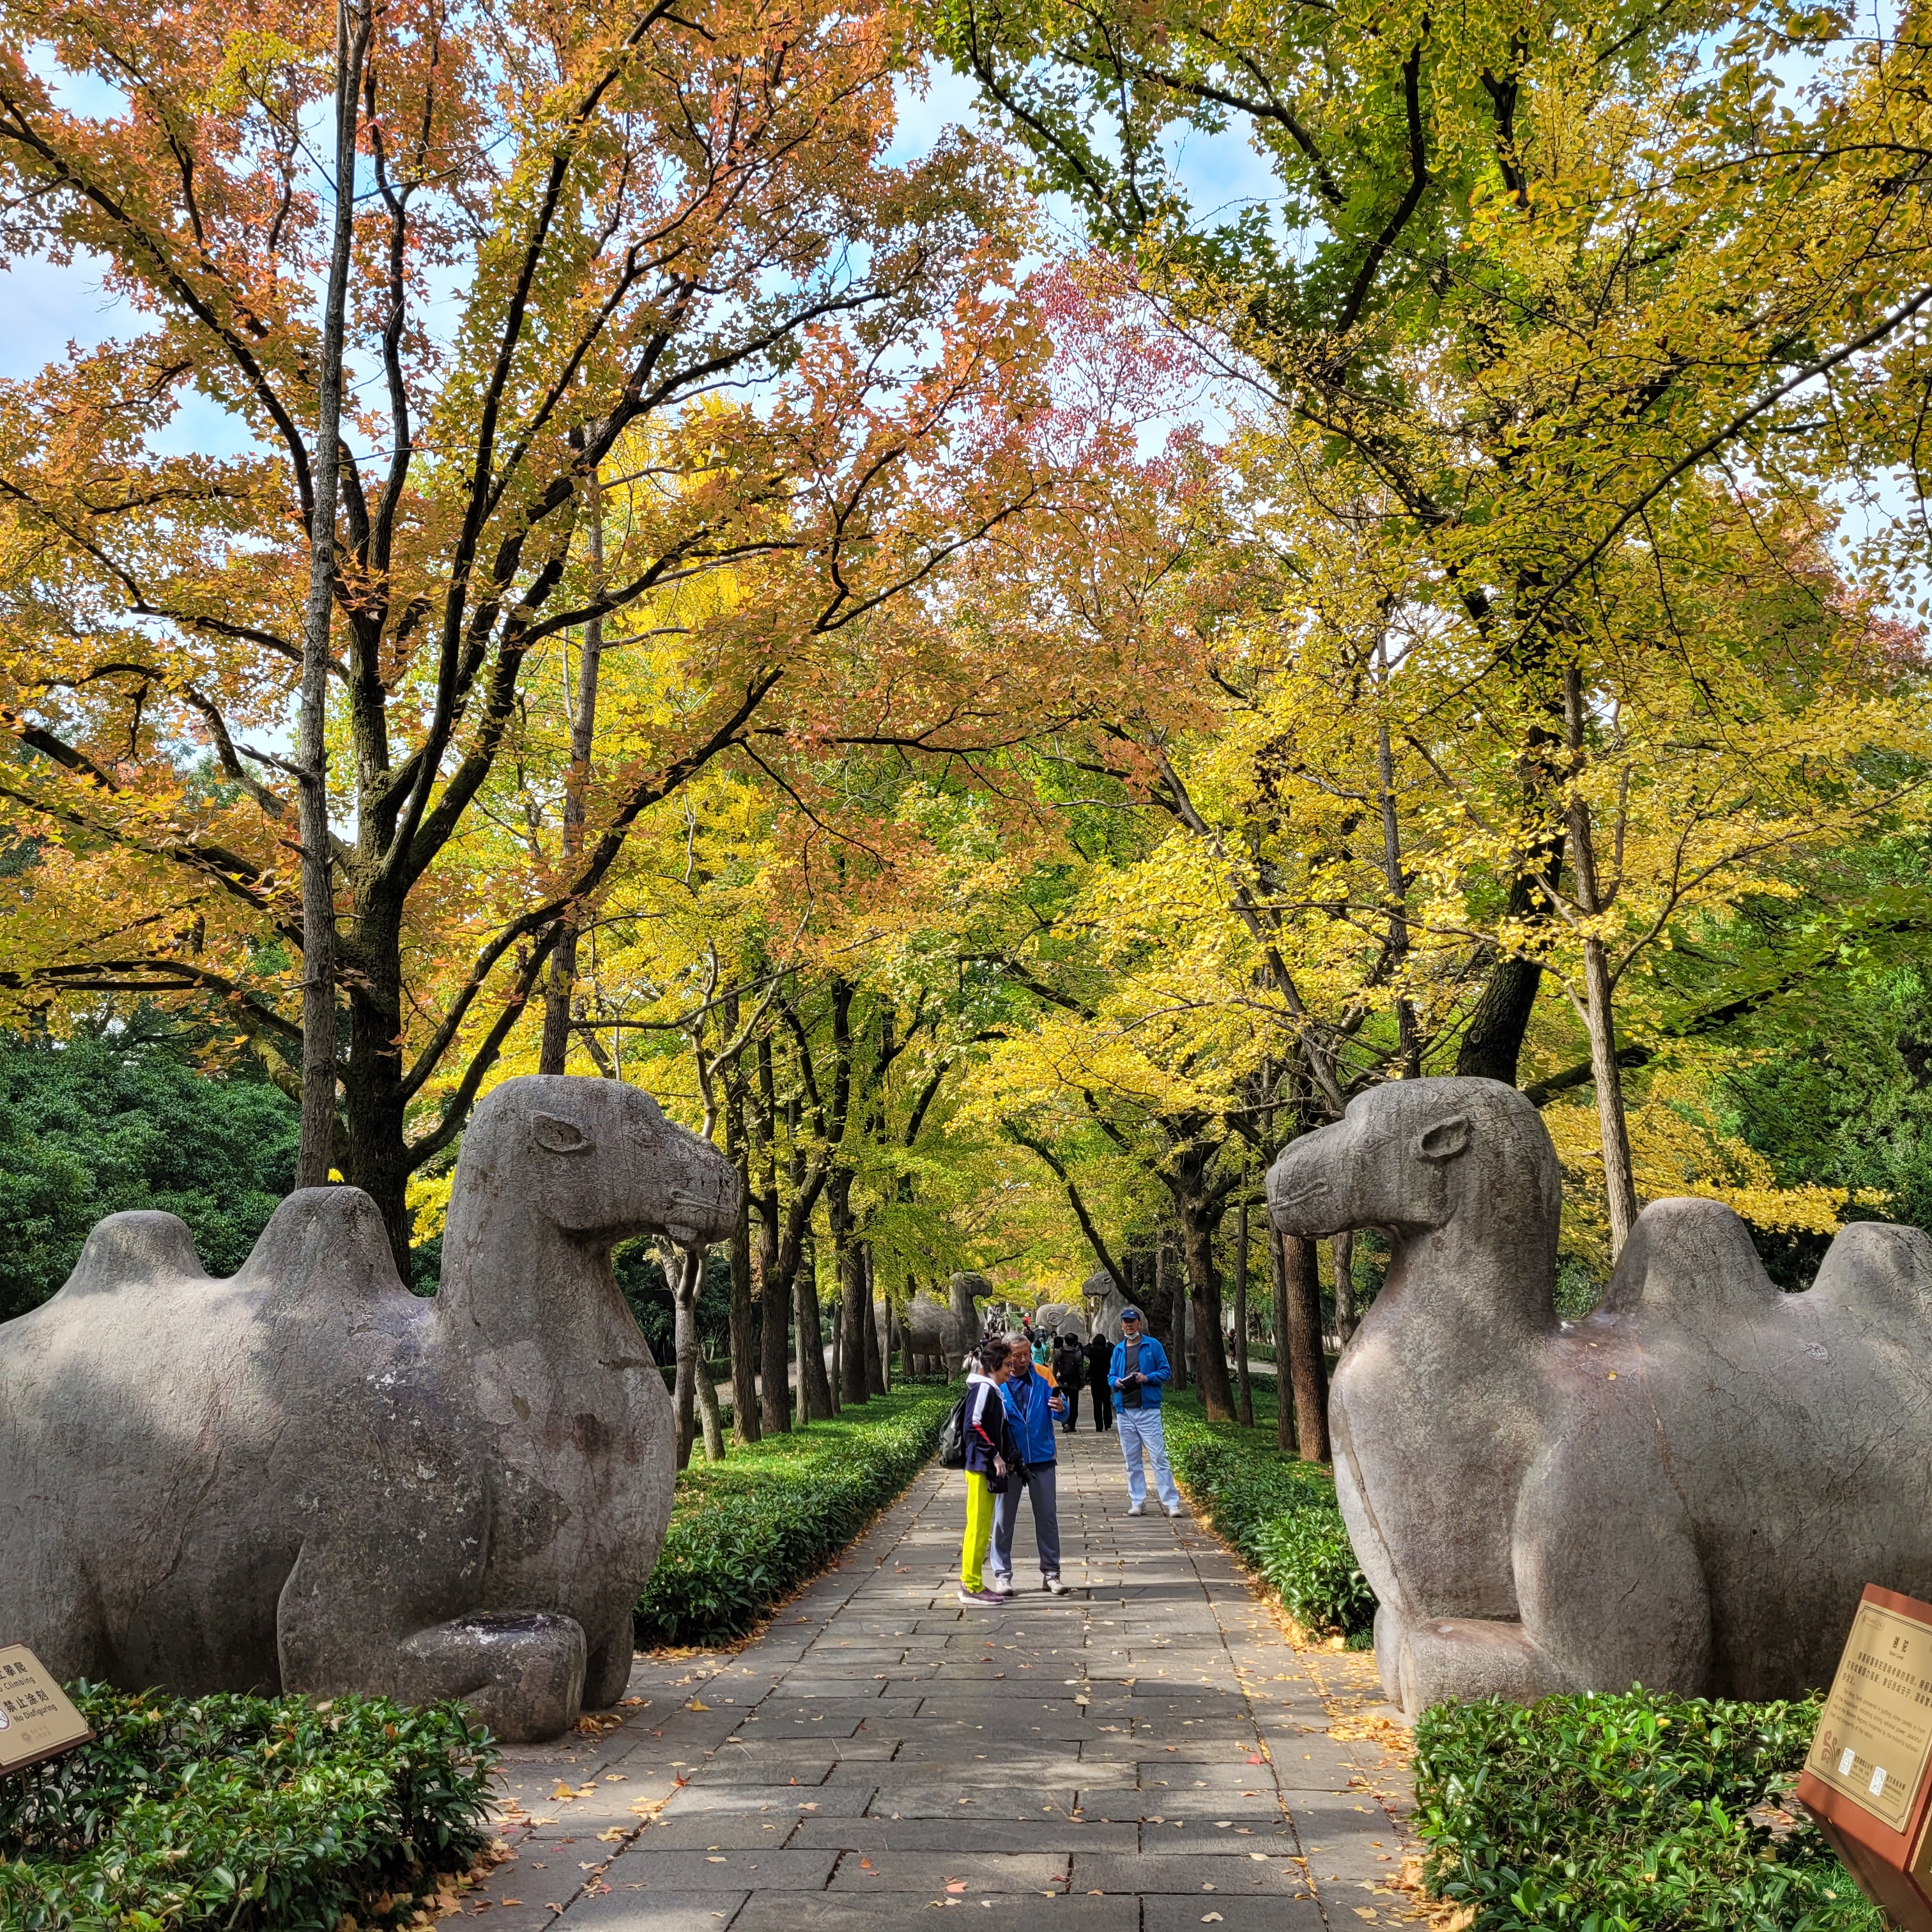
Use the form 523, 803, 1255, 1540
0, 1642, 91, 1776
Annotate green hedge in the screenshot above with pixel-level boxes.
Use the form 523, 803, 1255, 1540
1414, 1689, 1883, 1931
1162, 1400, 1377, 1639
634, 1388, 954, 1646
0, 1687, 497, 1932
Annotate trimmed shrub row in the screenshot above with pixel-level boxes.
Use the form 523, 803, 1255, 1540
634, 1388, 954, 1646
1160, 1401, 1377, 1640
1414, 1689, 1882, 1931
0, 1687, 497, 1932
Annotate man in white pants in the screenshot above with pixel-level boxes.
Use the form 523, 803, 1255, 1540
1108, 1307, 1183, 1517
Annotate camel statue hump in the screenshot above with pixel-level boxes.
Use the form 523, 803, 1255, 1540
50, 1209, 210, 1301
1809, 1218, 1932, 1323
238, 1186, 412, 1322
1598, 1197, 1780, 1324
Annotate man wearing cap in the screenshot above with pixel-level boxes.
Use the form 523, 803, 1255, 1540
1109, 1307, 1183, 1517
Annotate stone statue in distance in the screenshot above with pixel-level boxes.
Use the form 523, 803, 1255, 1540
1268, 1076, 1932, 1723
0, 1075, 737, 1742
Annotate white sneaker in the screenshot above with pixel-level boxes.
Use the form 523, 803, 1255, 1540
1043, 1575, 1069, 1595
1127, 1503, 1145, 1516
1165, 1505, 1183, 1518
988, 1574, 1015, 1596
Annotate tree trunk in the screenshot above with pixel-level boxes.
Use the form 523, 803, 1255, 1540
829, 1299, 843, 1411
1331, 1230, 1356, 1347
539, 463, 603, 1075
796, 1232, 833, 1420
754, 1034, 790, 1434
864, 1246, 886, 1393
1564, 663, 1638, 1257
1271, 1227, 1293, 1455
1157, 1238, 1188, 1393
294, 3, 368, 1190
694, 1335, 726, 1463
1282, 1232, 1330, 1462
832, 1171, 868, 1406
724, 1066, 759, 1445
670, 1243, 702, 1470
1233, 1197, 1254, 1429
899, 1278, 915, 1382
1180, 1213, 1234, 1420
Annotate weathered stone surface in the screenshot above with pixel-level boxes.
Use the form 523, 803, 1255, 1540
1032, 1300, 1087, 1338
0, 1075, 736, 1742
1083, 1268, 1133, 1342
1267, 1075, 1932, 1721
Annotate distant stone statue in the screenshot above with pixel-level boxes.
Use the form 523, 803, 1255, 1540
1084, 1267, 1134, 1342
1031, 1301, 1086, 1340
0, 1075, 737, 1742
1268, 1076, 1932, 1723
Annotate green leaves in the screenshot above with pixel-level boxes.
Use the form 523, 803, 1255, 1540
634, 1389, 955, 1646
0, 1686, 496, 1931
1413, 1688, 1883, 1930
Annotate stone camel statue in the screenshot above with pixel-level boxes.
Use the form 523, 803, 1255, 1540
1083, 1267, 1133, 1342
1268, 1076, 1932, 1724
1031, 1301, 1087, 1340
0, 1075, 737, 1742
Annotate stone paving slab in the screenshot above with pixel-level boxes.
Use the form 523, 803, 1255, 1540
468, 1424, 1423, 1928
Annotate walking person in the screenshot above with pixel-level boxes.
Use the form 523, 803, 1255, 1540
1087, 1328, 1114, 1432
1052, 1333, 1085, 1432
990, 1335, 1069, 1595
1110, 1307, 1182, 1517
958, 1338, 1018, 1606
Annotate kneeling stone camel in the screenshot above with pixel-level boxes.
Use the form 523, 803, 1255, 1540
1268, 1077, 1932, 1723
0, 1075, 736, 1741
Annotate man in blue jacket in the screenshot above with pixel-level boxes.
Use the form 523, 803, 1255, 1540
989, 1333, 1069, 1595
1110, 1308, 1183, 1517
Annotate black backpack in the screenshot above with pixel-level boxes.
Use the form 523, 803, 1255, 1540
937, 1392, 970, 1469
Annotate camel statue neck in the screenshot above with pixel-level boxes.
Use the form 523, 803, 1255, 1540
434, 1181, 640, 1375
1375, 1202, 1561, 1346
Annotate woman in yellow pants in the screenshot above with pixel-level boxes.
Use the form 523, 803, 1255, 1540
960, 1338, 1016, 1604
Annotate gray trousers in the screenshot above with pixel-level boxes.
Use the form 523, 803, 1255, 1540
990, 1462, 1061, 1579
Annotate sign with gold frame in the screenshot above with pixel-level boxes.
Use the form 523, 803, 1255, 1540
0, 1642, 93, 1777
1799, 1586, 1932, 1932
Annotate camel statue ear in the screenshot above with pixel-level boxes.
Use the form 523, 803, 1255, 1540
1416, 1117, 1471, 1164
530, 1113, 594, 1156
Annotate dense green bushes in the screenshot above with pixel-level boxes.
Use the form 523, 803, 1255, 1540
1414, 1689, 1882, 1931
0, 1686, 496, 1932
0, 1024, 298, 1321
1162, 1400, 1377, 1640
635, 1388, 953, 1646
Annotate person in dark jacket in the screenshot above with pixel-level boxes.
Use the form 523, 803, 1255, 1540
1086, 1330, 1114, 1432
990, 1335, 1068, 1595
959, 1337, 1018, 1604
1052, 1336, 1085, 1432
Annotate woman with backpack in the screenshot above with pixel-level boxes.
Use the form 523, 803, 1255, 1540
957, 1337, 1018, 1606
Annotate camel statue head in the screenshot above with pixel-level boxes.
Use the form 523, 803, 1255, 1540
1268, 1077, 1561, 1291
446, 1075, 738, 1255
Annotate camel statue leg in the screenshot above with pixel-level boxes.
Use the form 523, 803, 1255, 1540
584, 1615, 638, 1711
275, 1544, 588, 1743
1512, 1440, 1713, 1701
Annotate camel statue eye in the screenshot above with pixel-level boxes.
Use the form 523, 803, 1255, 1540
530, 1114, 593, 1156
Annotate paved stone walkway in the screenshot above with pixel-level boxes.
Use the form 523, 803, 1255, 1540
457, 1427, 1418, 1931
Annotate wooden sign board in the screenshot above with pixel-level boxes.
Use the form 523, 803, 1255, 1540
1799, 1586, 1932, 1931
0, 1642, 93, 1776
